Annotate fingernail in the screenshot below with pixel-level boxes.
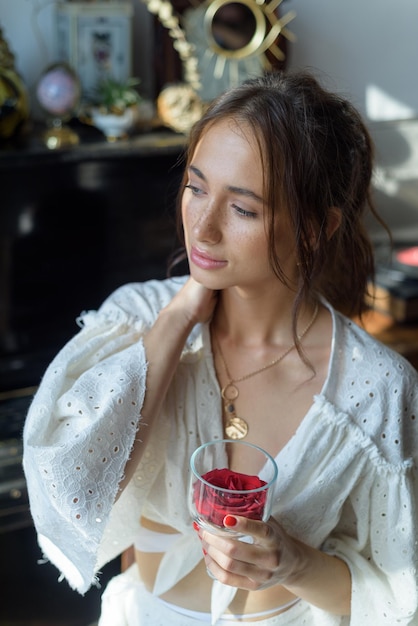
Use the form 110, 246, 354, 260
224, 515, 237, 527
193, 521, 200, 532
202, 548, 208, 556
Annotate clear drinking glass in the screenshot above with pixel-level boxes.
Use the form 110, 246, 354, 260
188, 439, 278, 537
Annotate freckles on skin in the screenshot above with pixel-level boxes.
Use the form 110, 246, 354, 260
181, 120, 277, 289
181, 119, 298, 292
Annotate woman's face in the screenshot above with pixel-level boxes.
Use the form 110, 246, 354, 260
181, 118, 296, 294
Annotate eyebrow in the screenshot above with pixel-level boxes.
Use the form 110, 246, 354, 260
188, 164, 264, 204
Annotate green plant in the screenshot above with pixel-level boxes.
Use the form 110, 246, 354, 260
94, 77, 141, 115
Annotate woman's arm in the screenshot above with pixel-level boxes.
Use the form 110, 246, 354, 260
198, 515, 351, 615
119, 277, 218, 490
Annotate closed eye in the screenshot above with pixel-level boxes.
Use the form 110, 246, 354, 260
233, 205, 258, 218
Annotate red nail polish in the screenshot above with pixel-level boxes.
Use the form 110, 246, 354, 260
203, 548, 208, 556
193, 521, 200, 531
224, 515, 237, 527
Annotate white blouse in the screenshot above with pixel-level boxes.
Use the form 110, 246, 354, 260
23, 276, 418, 625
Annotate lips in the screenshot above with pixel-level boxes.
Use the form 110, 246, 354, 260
190, 246, 227, 270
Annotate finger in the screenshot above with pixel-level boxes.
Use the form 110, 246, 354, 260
203, 547, 271, 591
223, 515, 273, 545
201, 531, 274, 583
199, 522, 270, 567
200, 526, 257, 563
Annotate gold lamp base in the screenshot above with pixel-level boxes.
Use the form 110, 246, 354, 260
42, 121, 79, 150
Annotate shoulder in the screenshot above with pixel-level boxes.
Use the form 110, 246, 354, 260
332, 306, 417, 384
80, 276, 189, 328
103, 275, 188, 312
326, 304, 418, 462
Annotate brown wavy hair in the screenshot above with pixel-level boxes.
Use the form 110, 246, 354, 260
171, 70, 389, 328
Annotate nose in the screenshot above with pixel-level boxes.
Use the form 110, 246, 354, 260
192, 203, 221, 244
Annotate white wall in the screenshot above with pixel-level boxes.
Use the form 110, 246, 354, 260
1, 0, 418, 121
281, 0, 418, 245
285, 0, 418, 122
0, 0, 57, 114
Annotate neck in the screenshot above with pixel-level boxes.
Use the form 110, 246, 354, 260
212, 287, 312, 347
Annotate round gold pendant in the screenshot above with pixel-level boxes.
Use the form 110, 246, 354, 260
224, 416, 249, 440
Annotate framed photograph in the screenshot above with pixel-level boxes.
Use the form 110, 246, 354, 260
56, 2, 133, 101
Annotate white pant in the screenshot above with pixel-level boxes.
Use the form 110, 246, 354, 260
97, 564, 342, 626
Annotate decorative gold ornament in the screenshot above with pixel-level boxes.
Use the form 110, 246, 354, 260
0, 26, 30, 140
182, 0, 296, 101
139, 0, 202, 92
203, 0, 296, 75
157, 83, 204, 133
136, 0, 296, 129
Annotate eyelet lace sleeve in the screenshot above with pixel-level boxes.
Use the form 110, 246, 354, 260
23, 298, 152, 591
23, 278, 192, 592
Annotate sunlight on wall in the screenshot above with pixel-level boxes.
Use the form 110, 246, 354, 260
368, 118, 418, 243
366, 84, 416, 121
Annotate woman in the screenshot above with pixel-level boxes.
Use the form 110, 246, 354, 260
23, 71, 418, 625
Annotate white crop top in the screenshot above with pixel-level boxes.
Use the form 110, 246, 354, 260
134, 524, 182, 553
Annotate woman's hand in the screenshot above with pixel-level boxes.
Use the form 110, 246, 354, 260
120, 277, 217, 491
166, 276, 218, 327
196, 515, 351, 615
198, 515, 303, 591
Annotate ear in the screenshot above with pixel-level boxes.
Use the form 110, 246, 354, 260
326, 206, 342, 240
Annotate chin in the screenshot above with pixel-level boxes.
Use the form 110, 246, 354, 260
189, 265, 227, 290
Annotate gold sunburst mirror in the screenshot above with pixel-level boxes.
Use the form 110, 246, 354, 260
182, 0, 296, 101
139, 0, 296, 129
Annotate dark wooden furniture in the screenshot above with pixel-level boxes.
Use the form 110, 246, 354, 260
0, 123, 186, 624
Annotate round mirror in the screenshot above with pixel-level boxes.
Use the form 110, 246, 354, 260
210, 3, 256, 51
204, 0, 267, 60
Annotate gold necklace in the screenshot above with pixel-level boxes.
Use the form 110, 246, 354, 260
216, 303, 319, 440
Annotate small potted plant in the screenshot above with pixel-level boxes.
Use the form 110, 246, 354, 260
90, 76, 142, 140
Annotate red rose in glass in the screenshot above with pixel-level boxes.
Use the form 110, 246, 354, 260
194, 468, 268, 526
